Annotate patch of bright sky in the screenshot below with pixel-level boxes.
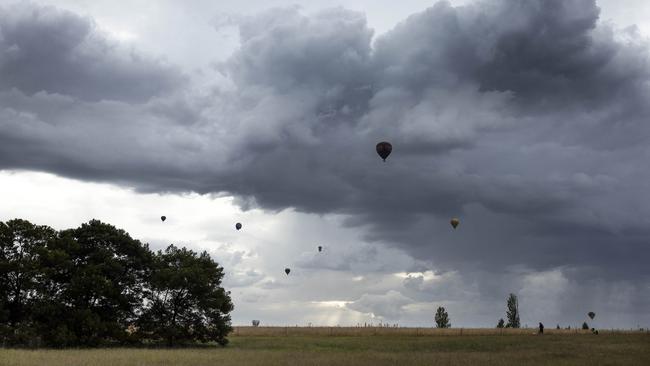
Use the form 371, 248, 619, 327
0, 170, 407, 326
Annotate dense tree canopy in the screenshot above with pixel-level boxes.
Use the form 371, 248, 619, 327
0, 219, 233, 347
137, 245, 233, 346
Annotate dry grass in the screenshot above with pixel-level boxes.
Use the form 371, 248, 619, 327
1, 330, 649, 366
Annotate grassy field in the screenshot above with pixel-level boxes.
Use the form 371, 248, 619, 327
1, 329, 649, 366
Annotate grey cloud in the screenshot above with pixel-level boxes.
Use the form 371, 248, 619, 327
225, 269, 266, 288
0, 3, 185, 102
2, 0, 650, 304
395, 266, 650, 328
347, 290, 413, 320
295, 244, 379, 272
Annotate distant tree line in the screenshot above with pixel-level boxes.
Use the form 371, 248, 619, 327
0, 219, 233, 348
434, 294, 518, 330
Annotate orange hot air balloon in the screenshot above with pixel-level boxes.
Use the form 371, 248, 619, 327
450, 218, 460, 229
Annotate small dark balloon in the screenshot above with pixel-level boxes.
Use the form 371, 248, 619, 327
376, 141, 392, 162
450, 218, 460, 229
588, 312, 595, 320
161, 216, 166, 222
318, 246, 323, 252
235, 223, 242, 231
285, 268, 290, 275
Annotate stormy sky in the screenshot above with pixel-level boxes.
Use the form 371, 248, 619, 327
1, 0, 649, 328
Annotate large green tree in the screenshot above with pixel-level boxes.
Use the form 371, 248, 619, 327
1, 219, 233, 347
0, 219, 55, 344
137, 245, 233, 346
33, 220, 153, 346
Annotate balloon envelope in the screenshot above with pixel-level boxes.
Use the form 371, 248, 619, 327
376, 142, 392, 161
588, 312, 595, 320
160, 216, 166, 222
450, 218, 460, 229
284, 268, 291, 275
235, 223, 242, 230
318, 246, 322, 252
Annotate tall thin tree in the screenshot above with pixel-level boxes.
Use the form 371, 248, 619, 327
505, 293, 520, 328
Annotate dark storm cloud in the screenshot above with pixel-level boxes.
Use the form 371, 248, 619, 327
0, 3, 185, 102
2, 0, 650, 293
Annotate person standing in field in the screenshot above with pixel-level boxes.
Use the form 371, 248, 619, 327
538, 322, 544, 334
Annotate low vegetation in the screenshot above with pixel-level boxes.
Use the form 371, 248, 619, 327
1, 332, 649, 366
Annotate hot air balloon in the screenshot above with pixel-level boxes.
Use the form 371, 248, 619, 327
450, 218, 460, 229
588, 312, 595, 320
284, 268, 291, 275
376, 141, 392, 162
160, 216, 166, 222
235, 223, 242, 231
318, 246, 322, 252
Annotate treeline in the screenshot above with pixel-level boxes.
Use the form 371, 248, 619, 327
0, 219, 233, 347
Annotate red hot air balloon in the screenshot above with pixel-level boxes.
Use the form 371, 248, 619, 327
376, 142, 392, 162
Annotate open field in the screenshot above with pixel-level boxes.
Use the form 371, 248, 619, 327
1, 329, 649, 366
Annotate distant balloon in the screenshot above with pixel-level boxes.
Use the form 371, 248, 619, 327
160, 216, 166, 222
376, 141, 392, 162
318, 246, 323, 252
450, 218, 460, 229
235, 223, 242, 231
285, 268, 291, 275
588, 312, 595, 320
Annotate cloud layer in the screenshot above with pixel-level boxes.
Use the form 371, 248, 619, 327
1, 0, 650, 325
